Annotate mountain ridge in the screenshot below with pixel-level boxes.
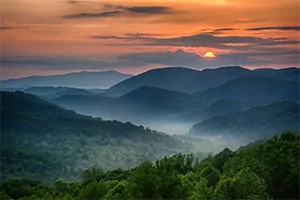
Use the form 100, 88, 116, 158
1, 70, 133, 89
188, 101, 300, 141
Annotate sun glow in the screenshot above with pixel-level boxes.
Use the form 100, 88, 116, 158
204, 52, 216, 58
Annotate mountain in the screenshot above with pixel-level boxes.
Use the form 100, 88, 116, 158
194, 75, 299, 107
172, 99, 273, 123
24, 86, 93, 99
106, 66, 299, 97
0, 91, 192, 181
52, 94, 112, 117
186, 66, 253, 92
1, 70, 132, 89
53, 86, 202, 125
114, 86, 199, 114
254, 67, 300, 82
53, 76, 298, 133
106, 66, 254, 97
106, 67, 200, 97
189, 101, 300, 141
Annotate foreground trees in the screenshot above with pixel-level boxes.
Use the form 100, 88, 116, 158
1, 132, 299, 200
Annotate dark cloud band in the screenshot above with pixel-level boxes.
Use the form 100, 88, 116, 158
246, 26, 300, 31
61, 5, 172, 19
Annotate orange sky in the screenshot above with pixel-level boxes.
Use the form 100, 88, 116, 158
0, 0, 299, 79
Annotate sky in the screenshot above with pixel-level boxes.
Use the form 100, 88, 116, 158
0, 0, 299, 79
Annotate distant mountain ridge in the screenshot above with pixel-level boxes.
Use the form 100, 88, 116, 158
53, 74, 299, 125
188, 101, 300, 141
106, 66, 299, 97
1, 70, 132, 89
24, 86, 93, 99
53, 86, 202, 124
8, 66, 298, 136
194, 75, 299, 107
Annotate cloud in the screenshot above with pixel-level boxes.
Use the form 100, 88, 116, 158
201, 28, 237, 35
246, 26, 300, 31
148, 34, 299, 48
61, 5, 172, 19
123, 6, 171, 14
0, 26, 15, 31
125, 33, 164, 38
119, 49, 203, 66
0, 56, 124, 70
0, 26, 29, 31
62, 11, 122, 19
67, 0, 78, 4
91, 33, 300, 49
2, 47, 299, 73
119, 48, 300, 68
214, 28, 236, 32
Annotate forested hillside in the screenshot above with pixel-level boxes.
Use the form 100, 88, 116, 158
1, 132, 299, 200
189, 101, 299, 141
1, 91, 213, 182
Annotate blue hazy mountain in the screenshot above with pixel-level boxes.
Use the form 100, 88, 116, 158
24, 86, 93, 99
194, 75, 299, 107
106, 66, 253, 97
53, 75, 299, 125
1, 70, 132, 89
106, 66, 299, 97
254, 67, 300, 82
189, 101, 300, 141
53, 86, 202, 124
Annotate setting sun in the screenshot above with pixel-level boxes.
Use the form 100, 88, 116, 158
204, 52, 216, 58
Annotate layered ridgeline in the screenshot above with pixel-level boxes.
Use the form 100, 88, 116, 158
1, 132, 299, 200
189, 101, 300, 141
6, 66, 298, 139
1, 70, 132, 89
1, 91, 226, 182
53, 86, 202, 125
106, 66, 299, 97
52, 72, 299, 136
23, 86, 93, 99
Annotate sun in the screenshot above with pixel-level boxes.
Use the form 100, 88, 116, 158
204, 52, 216, 58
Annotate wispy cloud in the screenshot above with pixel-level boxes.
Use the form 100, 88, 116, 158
202, 28, 238, 34
91, 33, 299, 49
246, 26, 300, 31
61, 5, 173, 19
214, 28, 236, 32
62, 11, 122, 19
119, 49, 202, 66
123, 6, 171, 14
0, 26, 15, 31
3, 46, 299, 72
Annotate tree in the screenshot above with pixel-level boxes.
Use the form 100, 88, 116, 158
214, 169, 270, 200
128, 161, 160, 199
82, 167, 105, 184
78, 180, 116, 200
103, 181, 132, 200
199, 164, 220, 188
182, 172, 213, 200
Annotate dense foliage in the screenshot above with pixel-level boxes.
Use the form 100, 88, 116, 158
1, 91, 198, 182
1, 132, 299, 200
3, 91, 231, 183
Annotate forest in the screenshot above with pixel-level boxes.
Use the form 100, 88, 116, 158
1, 132, 299, 200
